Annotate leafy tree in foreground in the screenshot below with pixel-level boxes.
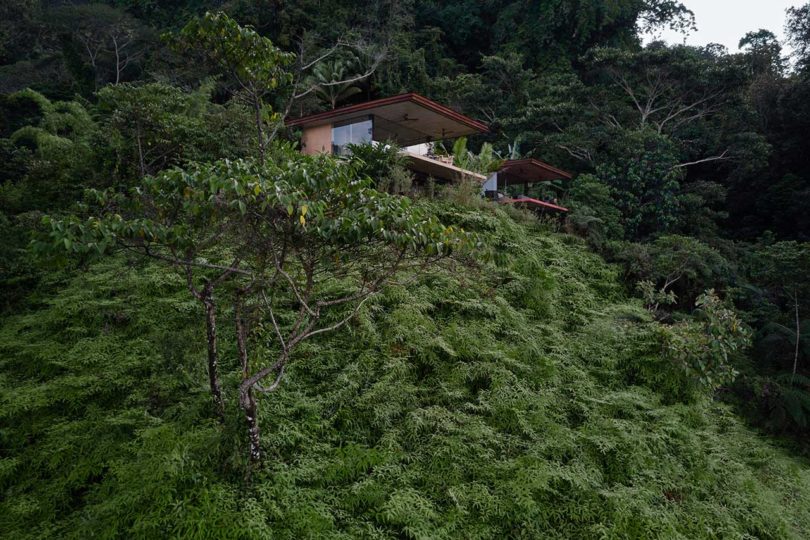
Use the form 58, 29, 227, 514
43, 147, 469, 466
229, 154, 468, 465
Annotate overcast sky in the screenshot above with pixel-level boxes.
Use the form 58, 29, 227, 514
644, 0, 802, 52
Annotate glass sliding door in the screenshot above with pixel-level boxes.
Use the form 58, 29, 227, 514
331, 116, 373, 155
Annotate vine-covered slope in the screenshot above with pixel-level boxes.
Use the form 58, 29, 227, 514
1, 204, 808, 539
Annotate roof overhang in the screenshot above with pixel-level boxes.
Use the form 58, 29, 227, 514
402, 151, 486, 183
498, 159, 572, 185
501, 196, 569, 213
286, 93, 488, 147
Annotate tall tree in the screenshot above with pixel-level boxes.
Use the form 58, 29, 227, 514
51, 3, 153, 90
739, 29, 785, 77
787, 3, 810, 73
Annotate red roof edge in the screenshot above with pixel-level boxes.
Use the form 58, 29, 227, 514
500, 158, 573, 180
284, 92, 489, 133
501, 196, 569, 212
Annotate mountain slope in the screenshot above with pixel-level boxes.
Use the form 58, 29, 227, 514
1, 203, 809, 539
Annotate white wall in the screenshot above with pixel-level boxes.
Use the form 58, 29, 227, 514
481, 172, 498, 193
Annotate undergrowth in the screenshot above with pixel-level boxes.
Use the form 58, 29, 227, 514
1, 203, 809, 539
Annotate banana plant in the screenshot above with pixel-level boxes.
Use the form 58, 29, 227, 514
451, 137, 503, 174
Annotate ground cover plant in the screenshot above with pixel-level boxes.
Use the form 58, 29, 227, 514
2, 202, 810, 538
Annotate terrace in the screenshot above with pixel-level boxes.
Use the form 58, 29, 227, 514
483, 159, 573, 213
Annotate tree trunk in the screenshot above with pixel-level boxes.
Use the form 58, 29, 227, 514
112, 34, 121, 85
792, 290, 800, 384
242, 388, 261, 467
235, 296, 261, 467
253, 96, 265, 165
136, 121, 146, 178
186, 273, 226, 421
203, 291, 225, 421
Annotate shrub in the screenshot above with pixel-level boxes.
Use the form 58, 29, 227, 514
346, 142, 413, 194
659, 290, 751, 399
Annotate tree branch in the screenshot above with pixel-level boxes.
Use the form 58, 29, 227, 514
672, 150, 729, 169
128, 243, 254, 276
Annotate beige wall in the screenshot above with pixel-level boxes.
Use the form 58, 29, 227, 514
300, 124, 332, 155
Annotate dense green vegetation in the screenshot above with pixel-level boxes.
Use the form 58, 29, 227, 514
3, 206, 810, 538
2, 1, 810, 537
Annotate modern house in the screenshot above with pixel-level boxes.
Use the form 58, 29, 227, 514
285, 93, 488, 183
482, 158, 573, 212
286, 92, 572, 212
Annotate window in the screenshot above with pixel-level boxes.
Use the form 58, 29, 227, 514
331, 117, 373, 155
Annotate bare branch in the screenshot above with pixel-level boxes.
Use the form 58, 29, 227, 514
271, 252, 316, 317
128, 243, 254, 276
261, 290, 287, 351
611, 71, 647, 123
673, 150, 729, 169
293, 61, 380, 100
654, 92, 722, 134
300, 42, 342, 71
301, 292, 374, 341
185, 264, 202, 300
254, 364, 285, 393
557, 143, 594, 164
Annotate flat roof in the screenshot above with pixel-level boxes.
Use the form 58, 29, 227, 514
286, 93, 488, 146
402, 151, 486, 182
502, 196, 569, 212
498, 159, 572, 185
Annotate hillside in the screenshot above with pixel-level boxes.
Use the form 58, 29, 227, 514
2, 202, 808, 539
2, 2, 810, 538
